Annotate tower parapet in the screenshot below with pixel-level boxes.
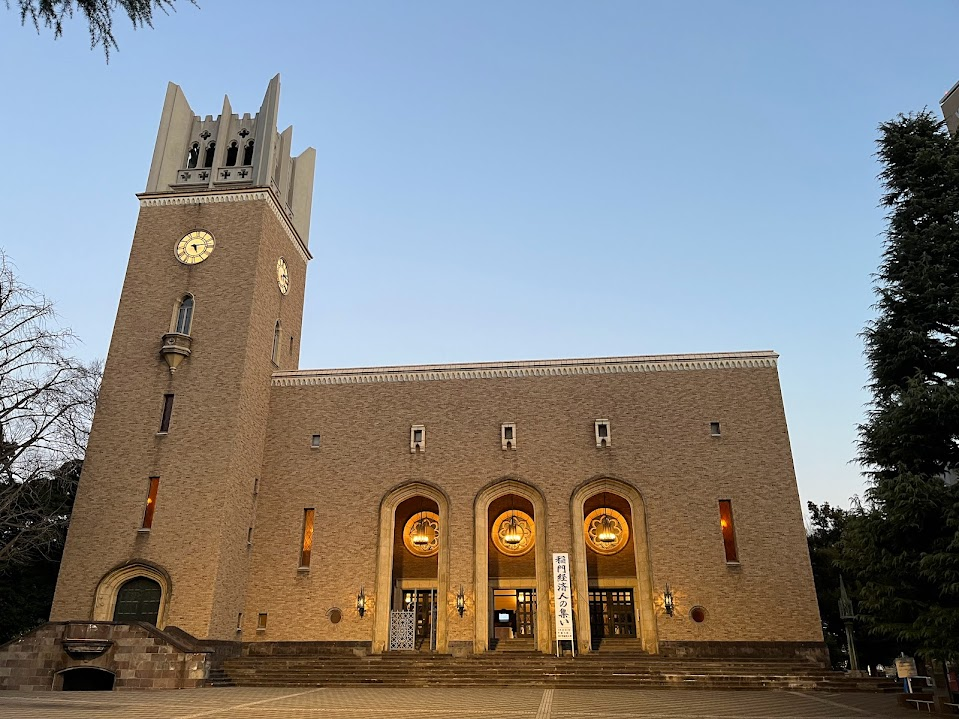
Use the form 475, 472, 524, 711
144, 74, 315, 245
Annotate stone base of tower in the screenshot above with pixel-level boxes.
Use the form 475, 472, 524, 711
0, 622, 217, 691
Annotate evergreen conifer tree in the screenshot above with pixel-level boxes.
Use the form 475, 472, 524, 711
845, 111, 959, 660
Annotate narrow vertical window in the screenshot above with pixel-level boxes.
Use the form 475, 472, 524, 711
203, 141, 216, 168
257, 613, 268, 631
272, 320, 281, 365
710, 421, 721, 437
410, 425, 425, 453
159, 394, 174, 433
236, 613, 243, 632
187, 142, 200, 169
299, 508, 315, 568
501, 423, 516, 450
311, 434, 321, 448
175, 295, 194, 335
225, 140, 238, 166
595, 419, 611, 447
719, 500, 738, 563
142, 477, 160, 530
247, 527, 253, 546
243, 139, 255, 165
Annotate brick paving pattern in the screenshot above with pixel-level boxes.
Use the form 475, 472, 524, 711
0, 687, 918, 718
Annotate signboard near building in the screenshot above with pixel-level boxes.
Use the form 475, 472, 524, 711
552, 553, 574, 655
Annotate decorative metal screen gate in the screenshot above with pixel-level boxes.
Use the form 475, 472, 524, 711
389, 610, 415, 650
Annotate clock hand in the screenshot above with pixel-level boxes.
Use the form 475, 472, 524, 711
191, 244, 199, 252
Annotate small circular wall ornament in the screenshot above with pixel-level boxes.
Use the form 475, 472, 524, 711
583, 507, 629, 555
276, 257, 290, 295
327, 608, 342, 624
175, 230, 215, 265
491, 509, 535, 556
402, 511, 440, 557
690, 606, 706, 623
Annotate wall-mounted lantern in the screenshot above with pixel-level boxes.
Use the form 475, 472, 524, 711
456, 586, 466, 617
356, 587, 366, 618
664, 582, 674, 617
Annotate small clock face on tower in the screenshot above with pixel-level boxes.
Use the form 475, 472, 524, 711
276, 257, 290, 295
175, 230, 215, 265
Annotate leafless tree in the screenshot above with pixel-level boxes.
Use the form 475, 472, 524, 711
0, 253, 100, 571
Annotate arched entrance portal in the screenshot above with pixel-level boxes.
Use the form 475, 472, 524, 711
474, 479, 550, 653
392, 496, 440, 650
373, 482, 450, 654
570, 479, 657, 654
113, 577, 162, 624
92, 562, 171, 628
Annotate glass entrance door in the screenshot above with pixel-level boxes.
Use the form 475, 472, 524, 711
516, 590, 536, 638
492, 588, 536, 641
402, 589, 437, 650
588, 588, 636, 642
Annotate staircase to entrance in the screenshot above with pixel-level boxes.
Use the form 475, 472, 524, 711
216, 650, 899, 691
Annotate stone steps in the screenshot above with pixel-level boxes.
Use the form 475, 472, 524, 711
219, 653, 898, 692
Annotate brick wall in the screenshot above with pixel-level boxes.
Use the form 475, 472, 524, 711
245, 361, 823, 650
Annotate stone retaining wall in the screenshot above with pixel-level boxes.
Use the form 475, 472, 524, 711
0, 622, 209, 691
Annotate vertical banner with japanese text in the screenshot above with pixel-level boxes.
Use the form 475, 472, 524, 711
552, 552, 574, 642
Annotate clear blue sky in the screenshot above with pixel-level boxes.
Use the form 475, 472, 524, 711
2, 1, 957, 513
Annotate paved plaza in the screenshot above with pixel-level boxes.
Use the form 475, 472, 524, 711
0, 687, 919, 718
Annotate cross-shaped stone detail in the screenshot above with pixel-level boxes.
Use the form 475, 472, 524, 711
238, 169, 249, 178
180, 172, 192, 181
238, 128, 250, 138
199, 130, 211, 140
199, 171, 209, 180
220, 170, 232, 179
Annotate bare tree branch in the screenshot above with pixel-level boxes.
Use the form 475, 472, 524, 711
0, 252, 100, 572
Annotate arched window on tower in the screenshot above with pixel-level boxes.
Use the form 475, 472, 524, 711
243, 140, 254, 166
272, 320, 281, 365
203, 141, 216, 168
175, 295, 194, 335
225, 141, 238, 167
186, 142, 200, 169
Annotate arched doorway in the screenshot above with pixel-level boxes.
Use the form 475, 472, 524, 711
392, 496, 440, 650
113, 577, 162, 624
474, 479, 550, 653
59, 667, 115, 691
570, 478, 657, 654
93, 562, 171, 628
373, 482, 450, 654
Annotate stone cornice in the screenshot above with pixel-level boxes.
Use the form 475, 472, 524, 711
137, 188, 312, 262
272, 351, 779, 387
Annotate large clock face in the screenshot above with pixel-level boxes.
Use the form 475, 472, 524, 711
276, 257, 290, 295
175, 230, 215, 265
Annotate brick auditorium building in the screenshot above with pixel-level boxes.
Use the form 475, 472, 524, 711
2, 77, 827, 690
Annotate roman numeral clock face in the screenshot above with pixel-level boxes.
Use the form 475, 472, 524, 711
175, 230, 215, 265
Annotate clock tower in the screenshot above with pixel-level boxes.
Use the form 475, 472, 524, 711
51, 75, 315, 640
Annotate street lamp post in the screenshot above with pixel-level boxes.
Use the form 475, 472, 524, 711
838, 575, 861, 676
